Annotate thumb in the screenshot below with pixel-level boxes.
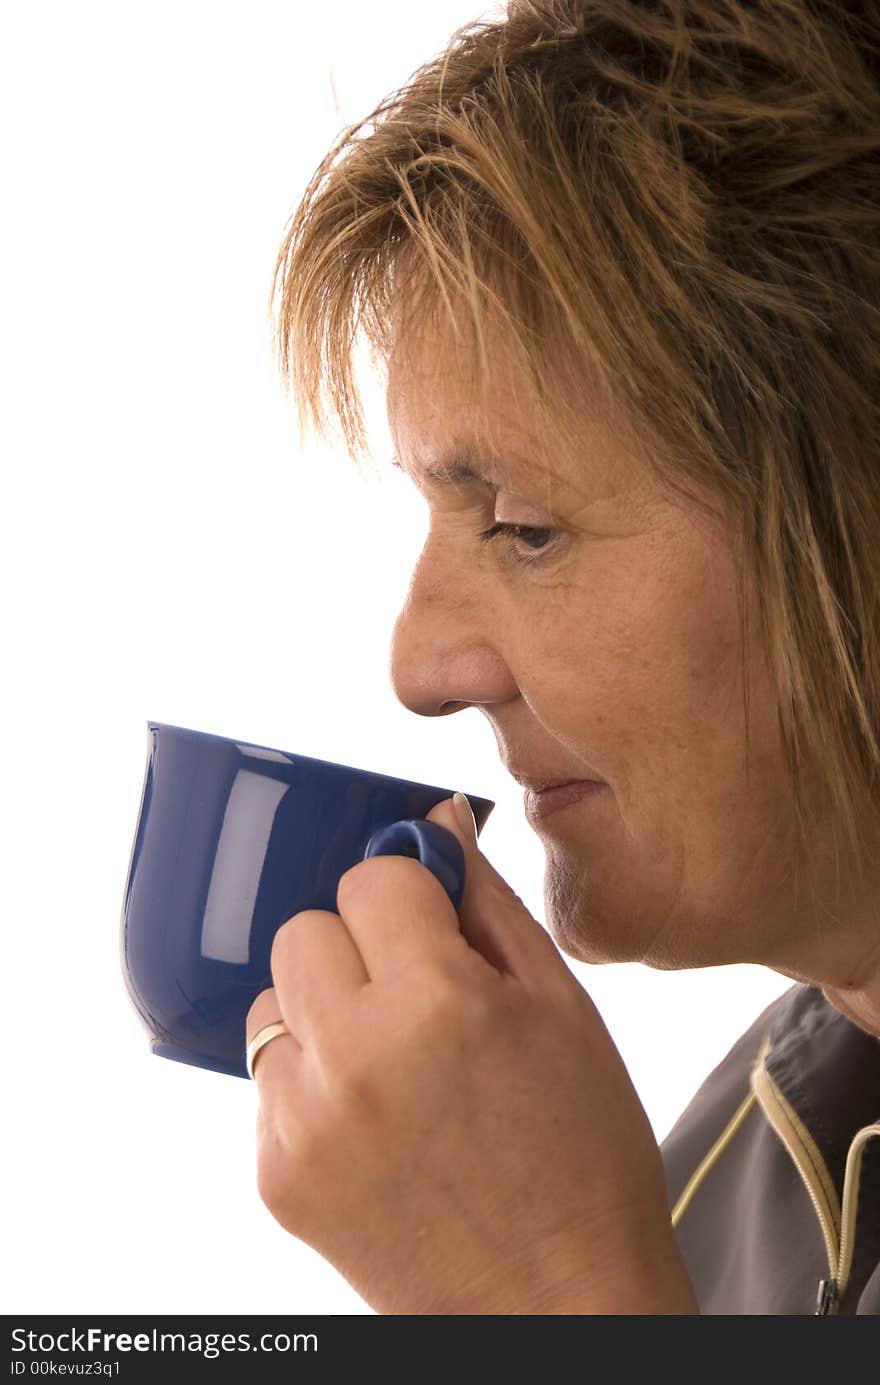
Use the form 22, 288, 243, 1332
425, 794, 570, 986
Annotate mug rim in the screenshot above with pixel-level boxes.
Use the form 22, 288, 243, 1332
147, 720, 495, 811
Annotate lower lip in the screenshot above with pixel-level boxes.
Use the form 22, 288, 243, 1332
524, 781, 606, 818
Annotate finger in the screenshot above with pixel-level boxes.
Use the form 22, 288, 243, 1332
426, 796, 571, 988
246, 985, 298, 1046
270, 907, 369, 1039
245, 986, 300, 1090
334, 854, 465, 979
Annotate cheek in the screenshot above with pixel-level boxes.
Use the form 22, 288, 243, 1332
509, 525, 800, 968
514, 525, 750, 788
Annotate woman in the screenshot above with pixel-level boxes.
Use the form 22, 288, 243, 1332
245, 0, 880, 1313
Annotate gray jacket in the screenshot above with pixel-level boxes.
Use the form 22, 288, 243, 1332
661, 982, 880, 1314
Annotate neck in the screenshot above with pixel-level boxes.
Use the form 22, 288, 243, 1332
822, 976, 880, 1039
799, 896, 880, 1040
769, 815, 880, 1039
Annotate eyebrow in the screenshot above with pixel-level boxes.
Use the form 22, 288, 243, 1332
390, 448, 501, 489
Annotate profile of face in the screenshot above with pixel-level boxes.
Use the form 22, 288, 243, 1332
387, 311, 820, 977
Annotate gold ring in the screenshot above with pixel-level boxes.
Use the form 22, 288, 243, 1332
246, 1020, 291, 1080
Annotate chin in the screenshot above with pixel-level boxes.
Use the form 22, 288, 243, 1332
541, 849, 710, 970
543, 852, 642, 964
547, 908, 644, 966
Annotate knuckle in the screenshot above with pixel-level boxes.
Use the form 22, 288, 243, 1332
256, 1139, 299, 1224
246, 986, 278, 1031
335, 857, 378, 910
269, 916, 297, 971
419, 956, 462, 1008
415, 955, 496, 1033
269, 908, 327, 972
331, 1052, 384, 1115
255, 1106, 322, 1230
305, 1035, 384, 1128
336, 854, 422, 913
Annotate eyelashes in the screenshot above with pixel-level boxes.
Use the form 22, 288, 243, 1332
478, 522, 560, 566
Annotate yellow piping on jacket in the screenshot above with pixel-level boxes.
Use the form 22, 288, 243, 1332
670, 1032, 880, 1313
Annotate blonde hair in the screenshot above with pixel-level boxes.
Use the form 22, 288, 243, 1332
272, 0, 880, 873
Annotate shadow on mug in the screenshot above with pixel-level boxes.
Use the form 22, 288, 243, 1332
120, 722, 495, 1080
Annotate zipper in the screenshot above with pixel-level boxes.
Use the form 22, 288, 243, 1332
750, 1053, 841, 1310
837, 1120, 880, 1305
671, 1031, 880, 1314
815, 1278, 838, 1315
751, 1050, 880, 1315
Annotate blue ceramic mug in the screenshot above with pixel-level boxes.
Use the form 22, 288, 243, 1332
120, 723, 495, 1079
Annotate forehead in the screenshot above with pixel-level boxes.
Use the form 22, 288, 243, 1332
386, 312, 651, 507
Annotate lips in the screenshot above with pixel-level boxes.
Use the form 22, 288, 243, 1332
522, 780, 606, 818
510, 772, 603, 793
505, 765, 607, 819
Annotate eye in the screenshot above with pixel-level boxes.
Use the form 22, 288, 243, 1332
478, 522, 560, 565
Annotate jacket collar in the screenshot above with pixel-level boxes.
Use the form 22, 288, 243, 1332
763, 983, 880, 1191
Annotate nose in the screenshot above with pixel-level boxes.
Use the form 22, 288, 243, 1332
389, 536, 518, 717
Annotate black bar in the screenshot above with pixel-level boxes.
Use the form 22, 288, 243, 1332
2, 1311, 845, 1380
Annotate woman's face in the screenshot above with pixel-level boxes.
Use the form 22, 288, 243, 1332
385, 321, 816, 974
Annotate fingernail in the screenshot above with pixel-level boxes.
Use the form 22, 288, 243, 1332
452, 792, 477, 842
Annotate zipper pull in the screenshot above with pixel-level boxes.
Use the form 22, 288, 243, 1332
815, 1278, 839, 1315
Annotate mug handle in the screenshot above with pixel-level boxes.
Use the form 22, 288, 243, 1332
363, 819, 466, 913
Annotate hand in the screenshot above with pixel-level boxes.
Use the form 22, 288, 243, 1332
246, 795, 698, 1314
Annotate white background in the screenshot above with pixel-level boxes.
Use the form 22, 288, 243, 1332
3, 1, 790, 1315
